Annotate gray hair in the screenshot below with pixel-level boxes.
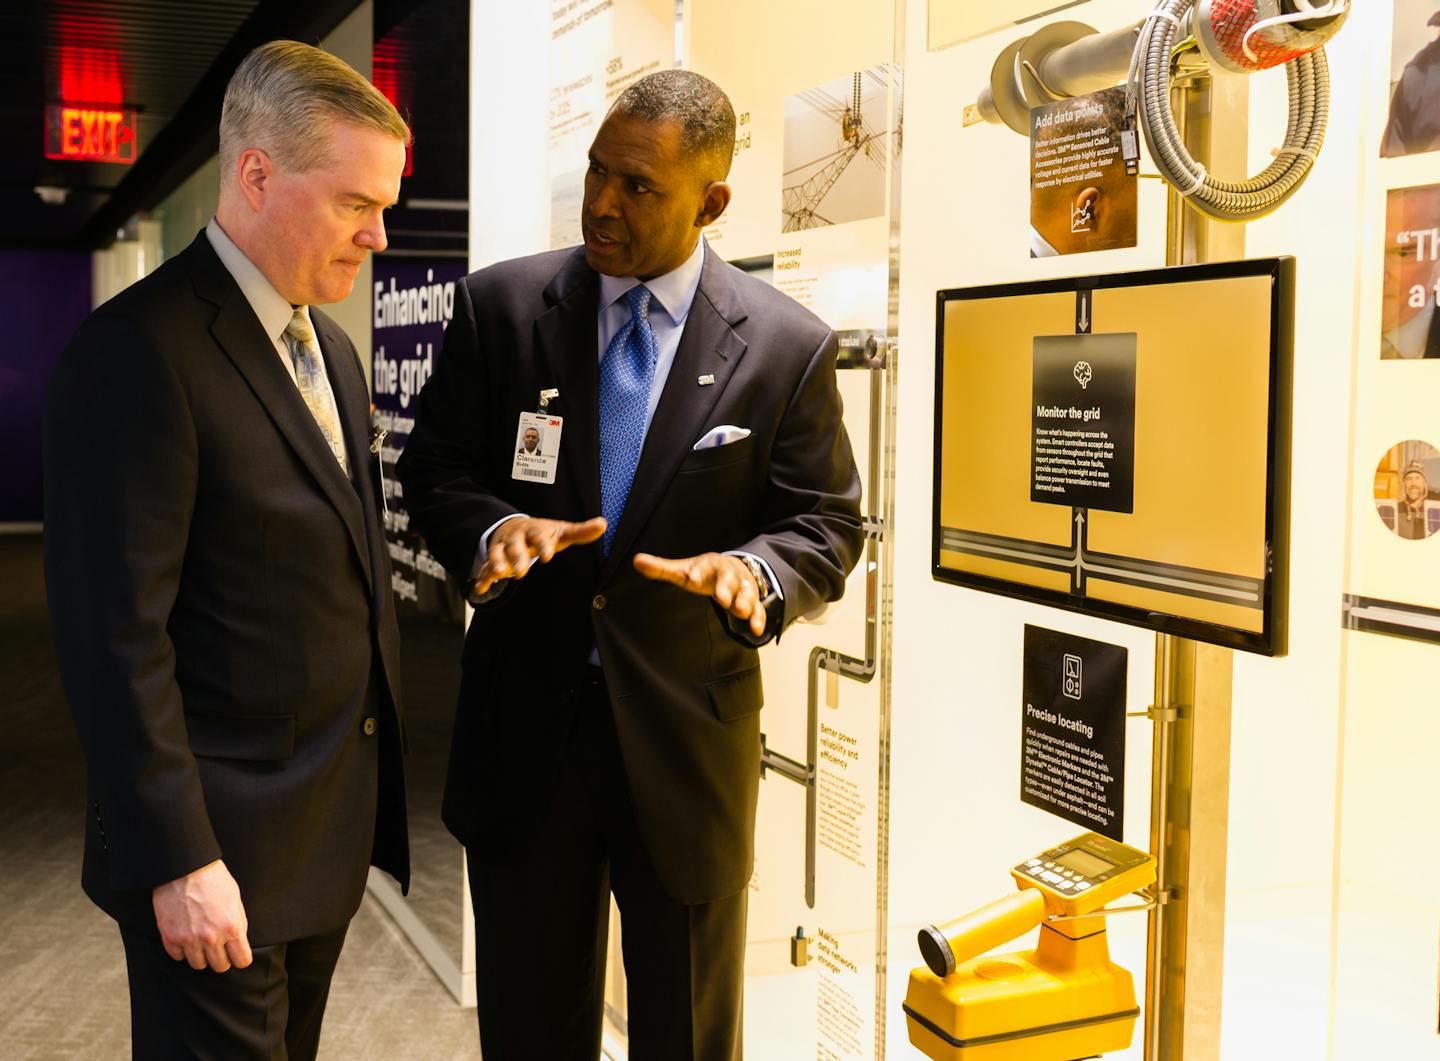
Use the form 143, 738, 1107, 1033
219, 40, 410, 186
611, 69, 736, 181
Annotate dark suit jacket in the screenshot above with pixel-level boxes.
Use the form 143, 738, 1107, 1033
44, 231, 407, 945
397, 245, 863, 903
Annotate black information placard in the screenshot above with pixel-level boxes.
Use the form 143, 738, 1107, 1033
1031, 332, 1137, 514
1021, 625, 1127, 840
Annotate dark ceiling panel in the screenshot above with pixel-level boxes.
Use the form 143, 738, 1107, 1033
2, 0, 364, 250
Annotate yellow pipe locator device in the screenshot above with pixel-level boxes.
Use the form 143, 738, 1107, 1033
903, 832, 1156, 1060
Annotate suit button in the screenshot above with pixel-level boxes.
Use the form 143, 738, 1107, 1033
592, 594, 607, 611
362, 717, 377, 736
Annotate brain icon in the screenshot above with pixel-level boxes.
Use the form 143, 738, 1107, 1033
1073, 361, 1093, 389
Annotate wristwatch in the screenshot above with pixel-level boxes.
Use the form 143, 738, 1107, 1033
737, 554, 775, 604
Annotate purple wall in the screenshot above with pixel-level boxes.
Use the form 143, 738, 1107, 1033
0, 250, 92, 523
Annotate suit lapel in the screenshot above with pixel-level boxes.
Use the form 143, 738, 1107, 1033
186, 235, 372, 592
601, 249, 749, 580
314, 314, 376, 593
534, 250, 603, 523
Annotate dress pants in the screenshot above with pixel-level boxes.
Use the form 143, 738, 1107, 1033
119, 922, 348, 1060
469, 668, 748, 1061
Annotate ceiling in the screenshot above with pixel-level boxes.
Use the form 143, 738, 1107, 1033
1, 0, 360, 250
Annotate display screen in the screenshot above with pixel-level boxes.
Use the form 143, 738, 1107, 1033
932, 259, 1293, 655
1055, 849, 1112, 878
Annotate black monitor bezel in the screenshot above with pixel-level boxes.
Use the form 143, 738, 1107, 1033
931, 257, 1293, 657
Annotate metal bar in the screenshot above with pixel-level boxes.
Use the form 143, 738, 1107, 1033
1048, 898, 1159, 923
1141, 67, 1243, 1061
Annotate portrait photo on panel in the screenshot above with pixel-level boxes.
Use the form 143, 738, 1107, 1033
1380, 183, 1440, 359
1374, 439, 1440, 540
1381, 0, 1440, 158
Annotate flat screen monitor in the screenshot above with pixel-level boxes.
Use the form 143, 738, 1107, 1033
932, 258, 1293, 655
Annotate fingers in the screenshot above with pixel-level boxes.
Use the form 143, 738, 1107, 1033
477, 517, 610, 596
556, 516, 607, 547
226, 934, 254, 970
713, 562, 740, 609
713, 560, 769, 636
748, 599, 769, 637
633, 552, 691, 586
152, 861, 250, 973
203, 932, 232, 973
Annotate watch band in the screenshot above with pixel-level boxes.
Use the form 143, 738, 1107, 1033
738, 554, 775, 603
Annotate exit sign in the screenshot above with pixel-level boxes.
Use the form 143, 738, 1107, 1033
45, 104, 138, 164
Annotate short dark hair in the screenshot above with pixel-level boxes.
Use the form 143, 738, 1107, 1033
610, 69, 736, 181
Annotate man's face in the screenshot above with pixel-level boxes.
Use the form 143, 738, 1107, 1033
255, 122, 405, 305
1404, 471, 1428, 503
1383, 186, 1440, 326
581, 114, 711, 281
523, 428, 539, 453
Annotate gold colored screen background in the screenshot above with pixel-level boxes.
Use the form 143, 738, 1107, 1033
937, 275, 1274, 632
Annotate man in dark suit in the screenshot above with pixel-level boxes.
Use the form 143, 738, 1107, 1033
398, 70, 863, 1059
44, 41, 409, 1059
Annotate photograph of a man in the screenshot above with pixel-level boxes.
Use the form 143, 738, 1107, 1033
1374, 441, 1439, 539
1381, 182, 1440, 359
43, 41, 409, 1060
1398, 459, 1435, 539
1381, 1, 1440, 158
518, 424, 542, 455
398, 69, 863, 1060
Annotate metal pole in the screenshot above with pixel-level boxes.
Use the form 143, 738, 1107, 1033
1143, 61, 1245, 1061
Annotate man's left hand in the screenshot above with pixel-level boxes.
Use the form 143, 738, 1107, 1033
633, 552, 769, 637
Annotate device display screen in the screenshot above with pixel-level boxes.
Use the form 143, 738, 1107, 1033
931, 258, 1292, 655
1054, 849, 1112, 878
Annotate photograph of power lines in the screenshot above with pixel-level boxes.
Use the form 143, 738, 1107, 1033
781, 65, 897, 233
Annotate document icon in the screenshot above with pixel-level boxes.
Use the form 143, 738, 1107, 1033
1063, 654, 1082, 700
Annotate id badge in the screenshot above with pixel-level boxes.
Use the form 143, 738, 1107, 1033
512, 411, 562, 484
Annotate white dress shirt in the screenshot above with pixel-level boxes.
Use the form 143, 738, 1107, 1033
206, 217, 332, 391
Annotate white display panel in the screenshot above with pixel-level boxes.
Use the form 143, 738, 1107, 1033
687, 2, 900, 1058
546, 0, 675, 249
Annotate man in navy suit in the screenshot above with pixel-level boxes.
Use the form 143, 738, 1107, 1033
399, 70, 863, 1060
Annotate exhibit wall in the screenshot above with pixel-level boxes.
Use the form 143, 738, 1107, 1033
1332, 2, 1440, 1057
461, 0, 1439, 1056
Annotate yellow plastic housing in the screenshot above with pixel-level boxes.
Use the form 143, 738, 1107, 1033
904, 925, 1138, 1060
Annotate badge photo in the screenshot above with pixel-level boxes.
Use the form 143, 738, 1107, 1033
512, 411, 563, 484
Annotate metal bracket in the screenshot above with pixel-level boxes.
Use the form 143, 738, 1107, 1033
1128, 704, 1180, 723
1046, 886, 1167, 924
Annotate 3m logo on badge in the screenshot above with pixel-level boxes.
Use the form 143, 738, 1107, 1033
1063, 654, 1083, 700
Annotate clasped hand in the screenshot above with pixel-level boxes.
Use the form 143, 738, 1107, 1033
470, 516, 769, 636
152, 859, 252, 972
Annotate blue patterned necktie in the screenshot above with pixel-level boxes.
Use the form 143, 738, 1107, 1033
598, 285, 658, 554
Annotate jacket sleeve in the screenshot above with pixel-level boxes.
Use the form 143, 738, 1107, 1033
43, 311, 222, 891
396, 277, 521, 580
727, 328, 864, 645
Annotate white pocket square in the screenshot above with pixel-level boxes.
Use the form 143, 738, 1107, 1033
692, 425, 751, 451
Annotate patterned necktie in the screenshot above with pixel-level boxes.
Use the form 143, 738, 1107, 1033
284, 308, 349, 475
598, 285, 658, 554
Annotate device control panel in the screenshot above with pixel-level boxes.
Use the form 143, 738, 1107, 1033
1010, 832, 1155, 916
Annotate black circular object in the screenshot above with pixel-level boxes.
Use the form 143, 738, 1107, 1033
917, 925, 956, 977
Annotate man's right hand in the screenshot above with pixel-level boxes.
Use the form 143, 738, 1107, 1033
152, 859, 252, 972
471, 515, 607, 598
